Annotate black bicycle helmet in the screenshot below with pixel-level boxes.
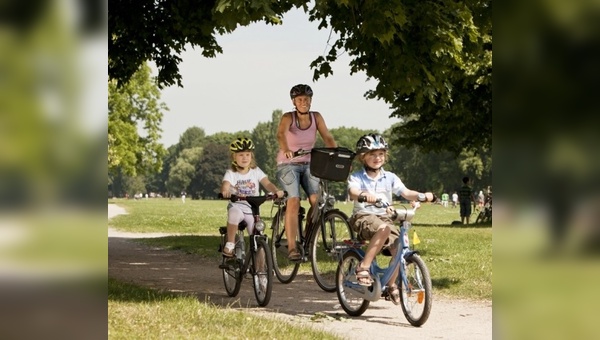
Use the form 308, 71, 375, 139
290, 84, 314, 99
229, 137, 255, 153
356, 134, 389, 154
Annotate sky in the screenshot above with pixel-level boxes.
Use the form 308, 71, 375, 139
152, 8, 400, 147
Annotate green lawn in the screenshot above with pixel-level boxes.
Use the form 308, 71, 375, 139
108, 198, 491, 301
108, 198, 490, 338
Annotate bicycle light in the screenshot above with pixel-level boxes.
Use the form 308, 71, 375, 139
254, 219, 266, 232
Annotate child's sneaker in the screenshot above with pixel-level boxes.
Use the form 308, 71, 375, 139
222, 242, 235, 257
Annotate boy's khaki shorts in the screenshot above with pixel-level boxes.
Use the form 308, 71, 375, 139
349, 214, 399, 255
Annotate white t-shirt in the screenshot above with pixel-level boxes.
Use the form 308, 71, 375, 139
223, 167, 267, 210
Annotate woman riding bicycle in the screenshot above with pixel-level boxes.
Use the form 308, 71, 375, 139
347, 134, 436, 304
275, 84, 337, 261
221, 137, 284, 257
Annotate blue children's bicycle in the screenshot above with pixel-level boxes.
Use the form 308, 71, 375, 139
335, 199, 432, 326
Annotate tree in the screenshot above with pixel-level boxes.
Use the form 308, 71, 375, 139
177, 126, 206, 151
109, 1, 491, 154
165, 147, 203, 196
309, 0, 491, 154
108, 63, 166, 177
194, 143, 230, 199
252, 110, 282, 180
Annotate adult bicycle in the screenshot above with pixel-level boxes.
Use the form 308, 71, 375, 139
335, 198, 432, 326
270, 147, 356, 292
218, 192, 283, 307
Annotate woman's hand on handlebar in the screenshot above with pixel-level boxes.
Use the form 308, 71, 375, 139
284, 149, 310, 159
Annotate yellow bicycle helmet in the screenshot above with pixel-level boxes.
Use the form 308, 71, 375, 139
229, 137, 255, 153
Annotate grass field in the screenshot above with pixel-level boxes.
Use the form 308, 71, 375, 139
108, 198, 491, 338
108, 198, 491, 301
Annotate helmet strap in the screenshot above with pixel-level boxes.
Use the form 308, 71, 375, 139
364, 165, 381, 173
295, 108, 309, 115
232, 160, 248, 171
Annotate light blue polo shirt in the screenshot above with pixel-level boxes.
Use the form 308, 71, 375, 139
348, 167, 409, 216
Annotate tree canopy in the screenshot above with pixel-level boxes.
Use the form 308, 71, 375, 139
108, 64, 166, 177
109, 0, 491, 155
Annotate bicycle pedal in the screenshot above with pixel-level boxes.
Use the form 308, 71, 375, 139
218, 264, 230, 270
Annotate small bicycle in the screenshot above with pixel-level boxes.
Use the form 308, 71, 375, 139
475, 195, 492, 224
218, 193, 282, 307
270, 147, 355, 292
335, 198, 433, 326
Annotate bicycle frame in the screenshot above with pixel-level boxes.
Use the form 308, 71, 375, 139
340, 206, 416, 301
290, 179, 344, 258
219, 194, 277, 307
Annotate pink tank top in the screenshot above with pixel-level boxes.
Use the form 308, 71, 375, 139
276, 111, 317, 164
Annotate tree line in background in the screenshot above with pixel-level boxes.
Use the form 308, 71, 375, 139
108, 108, 491, 201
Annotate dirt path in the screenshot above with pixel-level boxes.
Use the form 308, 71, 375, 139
108, 204, 492, 339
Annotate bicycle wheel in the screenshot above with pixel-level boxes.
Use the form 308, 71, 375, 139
336, 250, 370, 316
221, 257, 242, 297
475, 210, 485, 224
400, 254, 432, 326
310, 210, 353, 292
270, 209, 299, 283
251, 238, 273, 307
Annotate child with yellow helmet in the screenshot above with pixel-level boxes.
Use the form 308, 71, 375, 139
220, 137, 284, 257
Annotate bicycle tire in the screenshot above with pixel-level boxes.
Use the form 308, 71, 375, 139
400, 254, 432, 326
336, 250, 370, 316
475, 210, 485, 224
270, 209, 299, 283
221, 256, 242, 297
252, 238, 273, 307
310, 210, 353, 292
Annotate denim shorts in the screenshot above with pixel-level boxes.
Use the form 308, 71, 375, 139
276, 163, 319, 198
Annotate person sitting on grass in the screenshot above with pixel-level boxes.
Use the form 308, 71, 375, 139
347, 134, 436, 304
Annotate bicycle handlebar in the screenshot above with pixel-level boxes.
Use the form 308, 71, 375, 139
356, 196, 415, 222
218, 191, 288, 202
289, 148, 311, 160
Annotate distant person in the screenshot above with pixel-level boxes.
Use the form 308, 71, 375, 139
347, 134, 437, 304
275, 84, 337, 261
452, 191, 458, 208
181, 190, 186, 203
441, 192, 449, 207
478, 190, 485, 209
221, 137, 284, 257
458, 177, 476, 224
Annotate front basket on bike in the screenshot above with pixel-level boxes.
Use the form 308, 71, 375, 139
310, 147, 356, 182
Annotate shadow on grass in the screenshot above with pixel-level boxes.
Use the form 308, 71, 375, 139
431, 277, 460, 290
136, 235, 222, 257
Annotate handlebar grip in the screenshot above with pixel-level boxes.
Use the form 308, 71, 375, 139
357, 195, 367, 203
292, 149, 311, 157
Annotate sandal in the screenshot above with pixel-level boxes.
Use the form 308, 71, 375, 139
222, 242, 235, 258
355, 266, 373, 287
288, 248, 302, 262
388, 284, 401, 305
